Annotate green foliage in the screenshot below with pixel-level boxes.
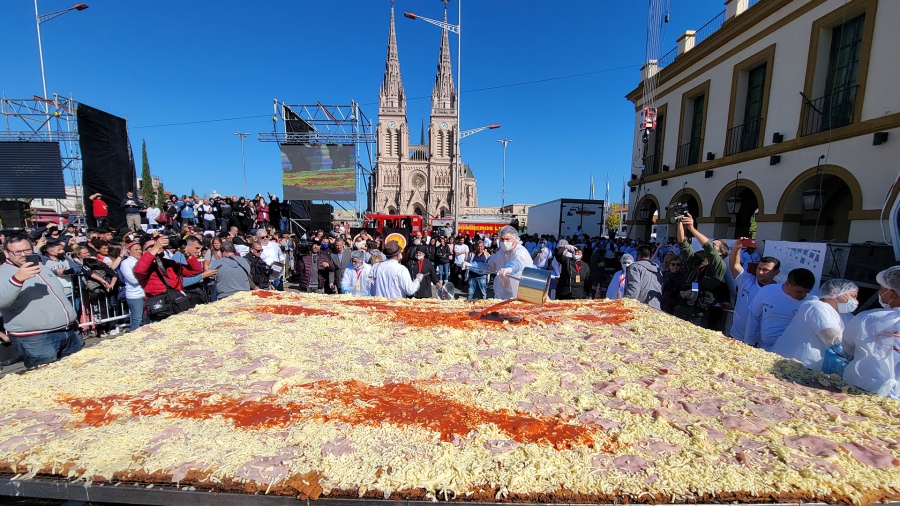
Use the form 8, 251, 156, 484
140, 140, 154, 205
190, 188, 196, 198
157, 182, 167, 210
749, 213, 757, 238
606, 203, 622, 232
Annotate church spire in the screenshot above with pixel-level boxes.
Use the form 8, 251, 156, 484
420, 118, 425, 145
380, 2, 406, 112
431, 4, 456, 112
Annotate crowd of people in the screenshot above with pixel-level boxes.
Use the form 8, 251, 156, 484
0, 198, 897, 400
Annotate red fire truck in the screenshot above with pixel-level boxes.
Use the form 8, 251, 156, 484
362, 214, 424, 236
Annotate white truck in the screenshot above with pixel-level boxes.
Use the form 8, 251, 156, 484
526, 199, 605, 238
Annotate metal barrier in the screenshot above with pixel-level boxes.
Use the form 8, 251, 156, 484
64, 274, 131, 330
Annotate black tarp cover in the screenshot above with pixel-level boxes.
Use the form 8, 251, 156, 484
77, 103, 136, 231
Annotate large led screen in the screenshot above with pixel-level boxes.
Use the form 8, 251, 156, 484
281, 144, 356, 201
0, 142, 66, 198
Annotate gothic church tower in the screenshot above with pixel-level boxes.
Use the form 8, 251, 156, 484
373, 1, 478, 221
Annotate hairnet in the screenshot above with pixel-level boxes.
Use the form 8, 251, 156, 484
350, 250, 365, 262
498, 225, 518, 239
557, 239, 569, 248
876, 265, 900, 292
620, 253, 634, 266
818, 278, 858, 299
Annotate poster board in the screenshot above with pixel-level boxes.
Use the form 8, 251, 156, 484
761, 241, 828, 295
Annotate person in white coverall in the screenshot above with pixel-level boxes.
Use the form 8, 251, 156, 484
842, 266, 900, 400
478, 226, 534, 300
606, 254, 634, 300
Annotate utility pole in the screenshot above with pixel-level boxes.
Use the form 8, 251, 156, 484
496, 139, 512, 210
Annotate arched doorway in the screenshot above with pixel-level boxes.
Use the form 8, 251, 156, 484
777, 165, 861, 243
412, 205, 424, 216
710, 178, 764, 239
635, 195, 660, 242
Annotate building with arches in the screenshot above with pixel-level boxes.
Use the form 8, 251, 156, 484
626, 0, 900, 245
369, 4, 479, 221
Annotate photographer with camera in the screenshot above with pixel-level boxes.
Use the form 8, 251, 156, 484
133, 235, 204, 321
294, 238, 334, 293
670, 212, 729, 328
0, 233, 81, 368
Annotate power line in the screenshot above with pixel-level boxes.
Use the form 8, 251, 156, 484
130, 63, 640, 129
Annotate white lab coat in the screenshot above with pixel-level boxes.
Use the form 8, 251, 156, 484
487, 243, 534, 300
606, 269, 627, 300
373, 259, 421, 299
770, 298, 844, 371
341, 264, 373, 296
842, 308, 900, 400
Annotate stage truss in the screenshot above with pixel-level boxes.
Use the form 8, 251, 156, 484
258, 100, 375, 222
0, 93, 83, 209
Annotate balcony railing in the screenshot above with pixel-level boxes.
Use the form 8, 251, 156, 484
676, 139, 702, 168
643, 153, 662, 175
694, 10, 727, 47
801, 85, 859, 136
725, 117, 763, 156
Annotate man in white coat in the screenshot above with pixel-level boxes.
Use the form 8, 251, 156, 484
373, 240, 423, 299
484, 226, 534, 300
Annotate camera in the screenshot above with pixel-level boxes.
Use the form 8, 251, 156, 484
667, 202, 689, 224
294, 241, 313, 255
167, 235, 182, 249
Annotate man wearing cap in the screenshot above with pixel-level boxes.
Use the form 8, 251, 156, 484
407, 244, 440, 299
89, 193, 108, 229
374, 240, 423, 299
121, 191, 144, 232
295, 238, 334, 294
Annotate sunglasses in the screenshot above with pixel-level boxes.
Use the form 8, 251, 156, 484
670, 263, 682, 267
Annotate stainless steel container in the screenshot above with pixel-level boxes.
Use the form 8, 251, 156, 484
515, 267, 551, 306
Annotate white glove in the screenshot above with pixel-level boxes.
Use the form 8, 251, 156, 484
415, 273, 424, 282
461, 261, 471, 269
565, 245, 576, 252
497, 268, 512, 278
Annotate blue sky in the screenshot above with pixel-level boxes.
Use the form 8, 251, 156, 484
1, 0, 725, 209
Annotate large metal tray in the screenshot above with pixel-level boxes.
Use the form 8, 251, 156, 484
2, 473, 897, 506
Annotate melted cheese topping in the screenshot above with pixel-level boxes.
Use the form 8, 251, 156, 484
0, 292, 897, 504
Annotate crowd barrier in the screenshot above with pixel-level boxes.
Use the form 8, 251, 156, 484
64, 274, 131, 330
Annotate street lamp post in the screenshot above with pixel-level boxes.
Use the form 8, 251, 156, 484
496, 139, 512, 210
234, 132, 249, 197
405, 3, 462, 233
34, 1, 88, 133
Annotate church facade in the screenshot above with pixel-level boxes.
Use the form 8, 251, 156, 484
369, 5, 478, 221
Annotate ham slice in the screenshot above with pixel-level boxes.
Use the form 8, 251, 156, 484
639, 376, 668, 392
478, 349, 503, 358
560, 376, 581, 390
321, 438, 355, 457
839, 442, 900, 469
678, 400, 722, 417
700, 423, 728, 441
484, 439, 520, 455
593, 377, 627, 395
748, 403, 793, 421
578, 409, 620, 430
170, 461, 204, 483
276, 365, 302, 378
613, 455, 652, 474
489, 381, 511, 393
638, 439, 681, 457
784, 435, 840, 457
722, 416, 770, 436
509, 365, 537, 384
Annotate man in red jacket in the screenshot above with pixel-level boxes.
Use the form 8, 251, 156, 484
133, 236, 203, 297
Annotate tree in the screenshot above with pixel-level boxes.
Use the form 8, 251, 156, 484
606, 203, 622, 233
140, 140, 154, 205
157, 182, 167, 210
190, 188, 196, 198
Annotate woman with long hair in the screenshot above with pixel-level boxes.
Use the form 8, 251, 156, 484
255, 197, 270, 231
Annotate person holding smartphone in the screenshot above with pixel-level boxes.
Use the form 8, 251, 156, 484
0, 232, 81, 369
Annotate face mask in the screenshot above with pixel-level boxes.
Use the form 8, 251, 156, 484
416, 254, 425, 261
354, 262, 363, 271
501, 240, 515, 252
564, 250, 573, 258
574, 254, 583, 261
879, 290, 895, 308
355, 241, 365, 250
837, 298, 858, 314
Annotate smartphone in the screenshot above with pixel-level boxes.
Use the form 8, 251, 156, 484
740, 238, 757, 249
25, 254, 42, 266
75, 236, 87, 243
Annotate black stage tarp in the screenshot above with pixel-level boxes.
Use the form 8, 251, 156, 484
78, 103, 136, 231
